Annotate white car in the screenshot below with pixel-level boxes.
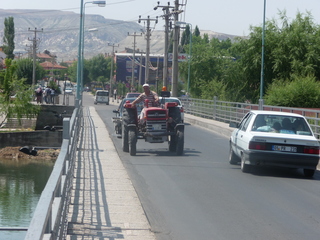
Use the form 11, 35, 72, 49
65, 88, 73, 94
229, 110, 319, 177
159, 97, 184, 122
94, 90, 109, 105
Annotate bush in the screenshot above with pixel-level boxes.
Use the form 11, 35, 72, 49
264, 75, 320, 107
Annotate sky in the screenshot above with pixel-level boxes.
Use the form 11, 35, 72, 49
0, 0, 319, 36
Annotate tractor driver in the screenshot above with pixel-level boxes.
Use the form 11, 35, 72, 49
131, 83, 159, 107
131, 83, 159, 123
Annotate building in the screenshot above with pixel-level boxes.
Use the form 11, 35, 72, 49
114, 53, 171, 90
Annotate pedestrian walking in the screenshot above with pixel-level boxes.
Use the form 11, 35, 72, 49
35, 87, 43, 104
50, 88, 55, 104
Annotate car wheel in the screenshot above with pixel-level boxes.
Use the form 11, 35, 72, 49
229, 144, 239, 165
240, 153, 251, 173
303, 169, 315, 178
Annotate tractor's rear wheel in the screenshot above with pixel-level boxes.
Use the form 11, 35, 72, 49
169, 107, 182, 125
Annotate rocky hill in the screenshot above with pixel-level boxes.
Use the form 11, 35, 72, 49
0, 9, 239, 62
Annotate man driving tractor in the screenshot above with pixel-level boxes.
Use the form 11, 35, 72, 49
131, 83, 159, 123
131, 83, 159, 107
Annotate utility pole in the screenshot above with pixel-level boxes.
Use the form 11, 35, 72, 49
139, 15, 158, 84
154, 2, 174, 89
25, 44, 33, 58
171, 0, 181, 97
108, 43, 119, 98
128, 32, 142, 90
139, 52, 144, 85
28, 27, 43, 87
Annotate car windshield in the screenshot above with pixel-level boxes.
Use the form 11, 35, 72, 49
97, 91, 109, 96
251, 114, 312, 136
118, 98, 143, 115
126, 93, 140, 98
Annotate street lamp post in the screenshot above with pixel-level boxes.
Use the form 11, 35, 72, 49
76, 1, 106, 106
63, 73, 67, 105
76, 0, 84, 106
259, 0, 266, 110
186, 24, 192, 95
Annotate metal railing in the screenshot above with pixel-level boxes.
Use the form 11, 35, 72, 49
24, 105, 82, 240
180, 97, 320, 139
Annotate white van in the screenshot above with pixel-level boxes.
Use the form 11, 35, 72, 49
94, 90, 109, 105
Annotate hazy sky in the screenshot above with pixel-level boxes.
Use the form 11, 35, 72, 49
0, 0, 319, 36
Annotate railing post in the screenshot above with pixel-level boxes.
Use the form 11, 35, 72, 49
63, 118, 71, 140
258, 99, 264, 110
213, 96, 217, 120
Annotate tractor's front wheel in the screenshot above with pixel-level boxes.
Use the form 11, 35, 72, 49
169, 135, 176, 152
176, 129, 184, 156
122, 125, 129, 152
129, 129, 137, 156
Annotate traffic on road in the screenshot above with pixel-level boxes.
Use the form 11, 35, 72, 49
82, 92, 320, 240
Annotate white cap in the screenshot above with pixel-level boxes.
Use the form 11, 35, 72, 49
143, 83, 150, 87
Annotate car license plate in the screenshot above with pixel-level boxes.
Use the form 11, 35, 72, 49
272, 145, 297, 152
153, 124, 162, 130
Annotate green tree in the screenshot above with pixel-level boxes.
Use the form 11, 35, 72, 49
96, 76, 107, 89
223, 11, 320, 103
3, 17, 15, 59
88, 54, 110, 83
194, 25, 200, 37
15, 58, 45, 85
0, 59, 40, 127
264, 75, 320, 107
179, 35, 234, 99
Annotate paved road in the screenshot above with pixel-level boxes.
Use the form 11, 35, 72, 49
97, 94, 320, 240
66, 92, 320, 240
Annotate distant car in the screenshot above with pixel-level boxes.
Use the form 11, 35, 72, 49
65, 88, 73, 94
229, 110, 320, 177
159, 97, 184, 122
125, 92, 141, 98
83, 87, 90, 92
94, 90, 109, 105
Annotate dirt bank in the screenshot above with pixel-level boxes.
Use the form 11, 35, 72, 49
0, 147, 60, 162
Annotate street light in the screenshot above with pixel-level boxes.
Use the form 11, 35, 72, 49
259, 0, 266, 110
176, 21, 192, 95
76, 0, 106, 106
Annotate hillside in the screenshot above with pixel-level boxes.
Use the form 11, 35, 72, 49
0, 9, 239, 62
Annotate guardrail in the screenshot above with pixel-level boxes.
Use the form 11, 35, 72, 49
180, 97, 320, 139
24, 105, 82, 240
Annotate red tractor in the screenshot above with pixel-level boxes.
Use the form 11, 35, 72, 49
121, 92, 184, 156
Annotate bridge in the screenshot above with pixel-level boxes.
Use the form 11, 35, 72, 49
24, 92, 320, 239
24, 93, 156, 239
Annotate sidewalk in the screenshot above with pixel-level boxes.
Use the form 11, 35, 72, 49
66, 106, 155, 240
